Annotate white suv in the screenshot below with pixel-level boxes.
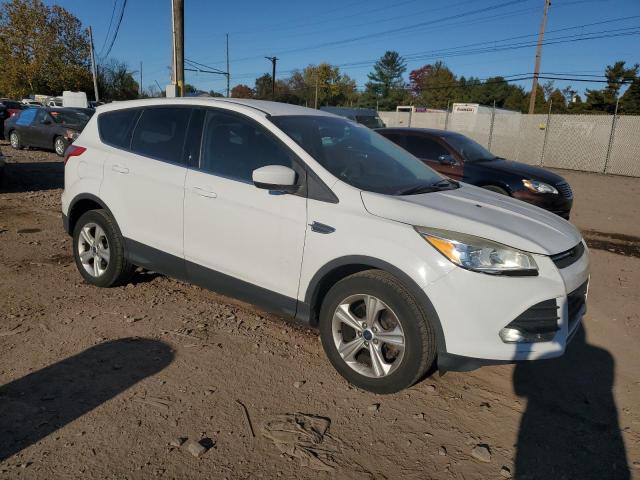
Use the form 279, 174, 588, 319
62, 99, 590, 393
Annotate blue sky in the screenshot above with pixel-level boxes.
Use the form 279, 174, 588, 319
45, 0, 639, 96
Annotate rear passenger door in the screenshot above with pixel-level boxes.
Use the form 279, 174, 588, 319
99, 106, 194, 274
183, 108, 307, 312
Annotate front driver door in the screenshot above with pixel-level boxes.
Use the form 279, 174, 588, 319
183, 108, 307, 315
405, 133, 464, 180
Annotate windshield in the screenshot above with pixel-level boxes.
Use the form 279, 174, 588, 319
49, 110, 91, 126
355, 115, 385, 129
271, 115, 450, 195
444, 134, 496, 162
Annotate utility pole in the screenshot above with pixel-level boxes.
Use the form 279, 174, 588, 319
226, 33, 230, 98
265, 56, 277, 100
139, 61, 143, 97
88, 26, 100, 103
314, 72, 319, 109
172, 0, 185, 96
528, 0, 551, 114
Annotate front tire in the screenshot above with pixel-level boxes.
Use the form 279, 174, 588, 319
54, 136, 67, 156
319, 270, 437, 394
72, 209, 134, 287
9, 131, 22, 150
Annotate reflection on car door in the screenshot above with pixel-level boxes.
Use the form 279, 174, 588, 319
99, 107, 192, 272
14, 108, 38, 145
30, 109, 53, 149
405, 133, 464, 180
183, 109, 307, 314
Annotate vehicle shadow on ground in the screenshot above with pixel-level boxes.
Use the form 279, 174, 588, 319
0, 160, 63, 193
0, 338, 174, 462
513, 326, 629, 479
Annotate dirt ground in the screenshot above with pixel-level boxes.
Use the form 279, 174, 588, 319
0, 142, 638, 480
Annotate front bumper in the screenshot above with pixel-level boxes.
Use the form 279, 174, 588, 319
428, 241, 589, 370
512, 190, 573, 219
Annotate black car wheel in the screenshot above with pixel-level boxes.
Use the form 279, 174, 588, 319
54, 136, 67, 157
9, 131, 22, 150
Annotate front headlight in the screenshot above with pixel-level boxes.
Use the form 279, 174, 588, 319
522, 179, 558, 194
415, 227, 538, 276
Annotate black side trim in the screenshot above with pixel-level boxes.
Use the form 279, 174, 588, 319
125, 238, 298, 319
303, 256, 446, 352
550, 241, 585, 269
62, 213, 69, 235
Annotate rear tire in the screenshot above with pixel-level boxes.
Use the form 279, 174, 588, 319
482, 185, 509, 195
319, 270, 437, 394
54, 136, 67, 157
72, 209, 134, 287
9, 131, 22, 150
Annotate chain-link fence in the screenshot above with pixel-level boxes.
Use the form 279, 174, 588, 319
378, 109, 640, 177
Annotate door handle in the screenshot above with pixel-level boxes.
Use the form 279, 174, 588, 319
112, 164, 129, 174
192, 186, 217, 198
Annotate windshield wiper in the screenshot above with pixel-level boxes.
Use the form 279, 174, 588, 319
396, 178, 459, 196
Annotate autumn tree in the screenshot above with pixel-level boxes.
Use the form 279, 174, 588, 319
231, 84, 254, 98
410, 62, 457, 109
0, 0, 93, 98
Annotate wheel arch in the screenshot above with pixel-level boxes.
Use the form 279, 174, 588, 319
301, 255, 446, 352
66, 193, 115, 236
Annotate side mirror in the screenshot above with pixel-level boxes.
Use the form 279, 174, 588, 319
437, 154, 457, 165
252, 165, 298, 193
41, 119, 51, 125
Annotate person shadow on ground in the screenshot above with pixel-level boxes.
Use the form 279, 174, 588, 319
513, 325, 630, 479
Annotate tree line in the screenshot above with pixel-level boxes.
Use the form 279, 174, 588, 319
1, 0, 638, 114
0, 0, 139, 101
233, 52, 640, 115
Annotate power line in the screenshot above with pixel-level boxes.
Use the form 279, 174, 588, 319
98, 0, 118, 57
102, 0, 127, 59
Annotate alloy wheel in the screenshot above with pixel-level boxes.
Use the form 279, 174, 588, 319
77, 222, 110, 277
55, 137, 65, 156
10, 132, 19, 148
331, 294, 405, 378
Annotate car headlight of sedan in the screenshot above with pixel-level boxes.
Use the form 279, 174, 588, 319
65, 130, 79, 141
415, 227, 538, 276
522, 179, 558, 194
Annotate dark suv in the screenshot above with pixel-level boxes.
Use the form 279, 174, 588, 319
377, 128, 573, 219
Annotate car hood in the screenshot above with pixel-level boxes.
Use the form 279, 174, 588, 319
361, 183, 581, 255
474, 158, 566, 184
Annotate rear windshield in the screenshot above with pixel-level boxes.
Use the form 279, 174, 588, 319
355, 115, 385, 129
270, 115, 444, 195
444, 133, 495, 162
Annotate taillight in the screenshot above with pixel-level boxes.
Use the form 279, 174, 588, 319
64, 145, 86, 165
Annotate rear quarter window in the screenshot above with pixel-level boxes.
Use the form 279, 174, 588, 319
98, 109, 141, 149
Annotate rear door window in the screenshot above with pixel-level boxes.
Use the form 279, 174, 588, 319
98, 109, 141, 149
16, 108, 37, 126
130, 107, 191, 163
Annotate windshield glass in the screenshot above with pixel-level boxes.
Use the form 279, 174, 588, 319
49, 110, 91, 126
271, 115, 447, 195
444, 133, 495, 162
355, 115, 385, 129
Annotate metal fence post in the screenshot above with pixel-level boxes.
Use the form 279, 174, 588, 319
603, 97, 619, 174
444, 100, 450, 130
540, 100, 552, 166
488, 100, 496, 151
408, 108, 412, 128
